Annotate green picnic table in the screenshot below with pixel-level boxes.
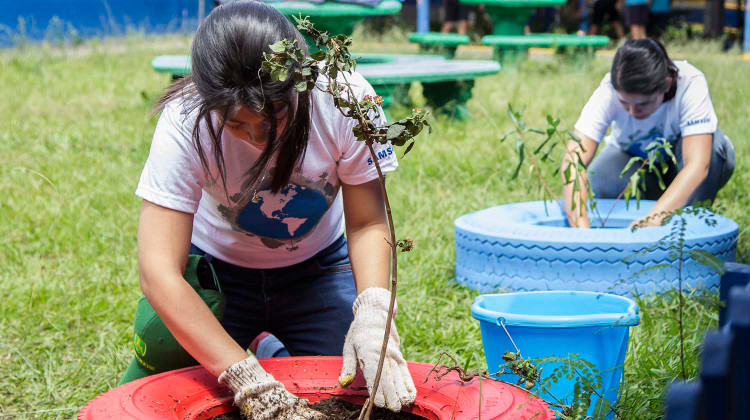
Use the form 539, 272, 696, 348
270, 1, 402, 49
151, 54, 500, 120
459, 0, 565, 36
457, 0, 610, 64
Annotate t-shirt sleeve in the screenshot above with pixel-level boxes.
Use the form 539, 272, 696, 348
135, 101, 207, 213
335, 74, 399, 185
679, 74, 718, 137
574, 75, 619, 143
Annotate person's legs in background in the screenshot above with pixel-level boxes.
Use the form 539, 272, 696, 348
441, 0, 468, 34
589, 0, 625, 39
624, 3, 649, 38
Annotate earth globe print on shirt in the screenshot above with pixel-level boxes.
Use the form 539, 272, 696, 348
237, 183, 329, 240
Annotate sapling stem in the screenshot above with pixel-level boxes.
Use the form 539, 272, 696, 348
677, 217, 687, 380
264, 19, 429, 420
509, 118, 565, 214
598, 159, 650, 228
358, 140, 399, 420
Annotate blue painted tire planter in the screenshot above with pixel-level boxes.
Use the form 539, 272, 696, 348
454, 199, 738, 296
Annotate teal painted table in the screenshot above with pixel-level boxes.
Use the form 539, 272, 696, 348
458, 0, 565, 36
270, 0, 402, 49
482, 33, 610, 62
407, 32, 471, 58
151, 54, 500, 120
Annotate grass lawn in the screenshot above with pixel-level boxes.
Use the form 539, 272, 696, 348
0, 34, 747, 419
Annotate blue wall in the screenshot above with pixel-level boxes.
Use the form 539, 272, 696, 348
0, 0, 213, 46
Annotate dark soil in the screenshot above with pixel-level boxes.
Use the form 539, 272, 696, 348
210, 397, 423, 420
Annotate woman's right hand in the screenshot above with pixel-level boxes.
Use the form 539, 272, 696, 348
561, 131, 599, 229
220, 357, 328, 420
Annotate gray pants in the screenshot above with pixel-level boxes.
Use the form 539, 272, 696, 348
588, 129, 735, 205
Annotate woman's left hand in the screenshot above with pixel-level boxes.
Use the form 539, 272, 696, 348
628, 213, 664, 229
338, 287, 416, 412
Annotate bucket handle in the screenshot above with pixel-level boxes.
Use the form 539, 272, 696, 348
494, 317, 521, 355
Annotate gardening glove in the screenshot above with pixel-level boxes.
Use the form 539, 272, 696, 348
219, 356, 327, 420
338, 287, 417, 411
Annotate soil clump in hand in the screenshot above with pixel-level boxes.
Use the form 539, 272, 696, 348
211, 397, 423, 420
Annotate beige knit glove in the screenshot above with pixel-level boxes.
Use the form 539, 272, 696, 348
219, 356, 327, 420
338, 287, 416, 411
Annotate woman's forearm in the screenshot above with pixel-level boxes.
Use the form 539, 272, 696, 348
646, 162, 709, 219
139, 269, 249, 377
561, 132, 598, 228
346, 221, 391, 293
562, 166, 591, 228
137, 200, 248, 377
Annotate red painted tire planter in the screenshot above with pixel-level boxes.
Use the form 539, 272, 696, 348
79, 356, 554, 419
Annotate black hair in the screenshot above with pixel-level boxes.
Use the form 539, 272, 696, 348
154, 0, 312, 195
611, 38, 679, 102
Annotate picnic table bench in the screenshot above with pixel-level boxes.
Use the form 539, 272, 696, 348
151, 54, 500, 120
408, 31, 610, 63
406, 32, 470, 58
482, 33, 610, 62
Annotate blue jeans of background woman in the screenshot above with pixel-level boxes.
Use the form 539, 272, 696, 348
588, 129, 735, 205
189, 234, 356, 357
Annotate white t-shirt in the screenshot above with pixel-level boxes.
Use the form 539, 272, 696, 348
136, 72, 397, 269
574, 60, 718, 158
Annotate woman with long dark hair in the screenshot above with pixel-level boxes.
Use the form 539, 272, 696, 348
121, 1, 415, 418
561, 39, 735, 228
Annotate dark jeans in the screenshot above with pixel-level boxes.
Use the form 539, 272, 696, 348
588, 129, 736, 205
189, 235, 356, 357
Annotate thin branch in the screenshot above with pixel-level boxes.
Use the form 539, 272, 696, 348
512, 122, 565, 214
600, 159, 649, 228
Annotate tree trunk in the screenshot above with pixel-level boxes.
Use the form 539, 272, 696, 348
704, 0, 725, 38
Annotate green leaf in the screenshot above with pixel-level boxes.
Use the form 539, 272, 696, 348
533, 133, 555, 155
310, 51, 326, 60
386, 124, 406, 140
542, 141, 559, 162
402, 141, 415, 158
628, 172, 640, 195
512, 143, 525, 179
527, 128, 546, 135
273, 67, 289, 82
638, 263, 673, 275
654, 169, 666, 190
563, 163, 573, 183
508, 108, 521, 128
499, 129, 515, 142
567, 130, 581, 142
269, 40, 286, 53
620, 156, 642, 177
294, 80, 308, 92
688, 249, 726, 275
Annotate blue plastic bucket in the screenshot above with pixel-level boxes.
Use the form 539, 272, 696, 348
471, 291, 639, 417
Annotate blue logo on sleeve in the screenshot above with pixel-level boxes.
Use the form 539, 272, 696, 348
685, 117, 711, 127
367, 146, 394, 166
